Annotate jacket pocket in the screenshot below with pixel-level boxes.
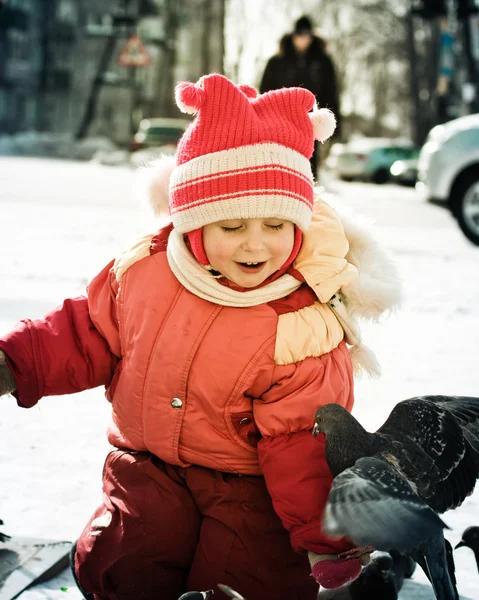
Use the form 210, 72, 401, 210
230, 411, 262, 449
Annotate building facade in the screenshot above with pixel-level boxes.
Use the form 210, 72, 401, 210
0, 0, 225, 144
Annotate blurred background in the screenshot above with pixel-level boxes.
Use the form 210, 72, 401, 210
0, 0, 478, 148
1, 0, 479, 244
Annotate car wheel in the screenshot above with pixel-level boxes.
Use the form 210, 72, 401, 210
451, 172, 479, 245
372, 168, 390, 184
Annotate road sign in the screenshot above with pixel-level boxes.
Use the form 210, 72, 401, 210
118, 33, 151, 67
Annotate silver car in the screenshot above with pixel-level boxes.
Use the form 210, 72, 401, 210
416, 114, 479, 245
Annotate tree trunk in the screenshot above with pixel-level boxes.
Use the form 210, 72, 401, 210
75, 34, 118, 139
462, 17, 479, 113
218, 0, 225, 74
37, 0, 56, 132
406, 8, 422, 145
155, 0, 179, 117
201, 0, 212, 75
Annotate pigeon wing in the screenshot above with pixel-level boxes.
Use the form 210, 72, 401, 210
423, 396, 479, 459
323, 456, 447, 553
378, 398, 479, 511
377, 399, 464, 478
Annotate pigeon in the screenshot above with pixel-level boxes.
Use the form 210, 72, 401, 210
312, 395, 479, 600
217, 584, 246, 599
0, 519, 11, 543
318, 551, 399, 599
317, 549, 415, 599
388, 548, 416, 591
455, 526, 479, 573
178, 592, 214, 600
409, 536, 458, 600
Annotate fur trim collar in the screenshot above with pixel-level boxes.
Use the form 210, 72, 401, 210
314, 191, 402, 377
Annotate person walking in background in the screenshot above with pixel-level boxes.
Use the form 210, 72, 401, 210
260, 15, 342, 179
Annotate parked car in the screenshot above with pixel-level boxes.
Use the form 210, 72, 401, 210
130, 117, 190, 152
390, 155, 419, 186
416, 113, 479, 245
324, 138, 418, 184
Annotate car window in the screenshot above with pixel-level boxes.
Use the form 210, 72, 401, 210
375, 147, 417, 159
146, 126, 185, 139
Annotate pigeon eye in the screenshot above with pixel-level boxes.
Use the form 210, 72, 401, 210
317, 416, 324, 422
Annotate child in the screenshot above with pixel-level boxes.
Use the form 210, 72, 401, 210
0, 74, 400, 600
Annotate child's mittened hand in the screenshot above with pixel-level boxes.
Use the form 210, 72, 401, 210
308, 546, 372, 589
0, 350, 16, 396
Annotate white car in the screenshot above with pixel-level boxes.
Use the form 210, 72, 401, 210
417, 114, 479, 245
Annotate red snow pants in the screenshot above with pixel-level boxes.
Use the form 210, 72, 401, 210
74, 450, 317, 600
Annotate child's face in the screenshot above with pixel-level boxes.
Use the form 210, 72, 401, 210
203, 218, 295, 288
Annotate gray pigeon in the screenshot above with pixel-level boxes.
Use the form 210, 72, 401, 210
388, 548, 416, 590
455, 526, 479, 573
217, 584, 246, 599
312, 395, 479, 599
317, 551, 402, 599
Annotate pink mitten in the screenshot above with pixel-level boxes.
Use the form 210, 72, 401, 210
308, 546, 372, 589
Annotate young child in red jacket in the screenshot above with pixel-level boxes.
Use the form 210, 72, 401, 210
0, 74, 400, 600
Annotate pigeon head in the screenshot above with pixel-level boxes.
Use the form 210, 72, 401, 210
455, 526, 479, 550
313, 404, 352, 437
371, 551, 394, 574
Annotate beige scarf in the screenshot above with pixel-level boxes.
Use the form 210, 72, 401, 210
166, 229, 302, 307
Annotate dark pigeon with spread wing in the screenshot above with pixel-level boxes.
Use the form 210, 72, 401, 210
312, 395, 479, 600
0, 519, 10, 542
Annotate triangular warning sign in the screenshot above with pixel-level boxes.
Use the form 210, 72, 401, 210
118, 34, 151, 67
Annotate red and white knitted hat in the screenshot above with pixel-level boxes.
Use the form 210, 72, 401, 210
168, 73, 336, 234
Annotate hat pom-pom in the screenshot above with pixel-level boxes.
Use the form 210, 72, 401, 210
238, 84, 258, 98
175, 82, 205, 115
310, 107, 336, 142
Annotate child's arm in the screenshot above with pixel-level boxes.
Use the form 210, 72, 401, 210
0, 261, 120, 408
254, 342, 369, 587
254, 342, 354, 556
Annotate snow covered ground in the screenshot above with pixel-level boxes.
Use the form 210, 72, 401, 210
0, 158, 478, 599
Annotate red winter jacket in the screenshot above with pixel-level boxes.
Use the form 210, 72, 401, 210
0, 201, 358, 555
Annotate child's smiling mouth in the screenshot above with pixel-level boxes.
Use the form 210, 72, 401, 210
236, 261, 266, 273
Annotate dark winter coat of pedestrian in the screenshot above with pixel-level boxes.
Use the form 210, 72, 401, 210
260, 15, 341, 178
0, 74, 400, 600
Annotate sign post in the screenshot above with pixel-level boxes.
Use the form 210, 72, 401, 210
118, 33, 151, 134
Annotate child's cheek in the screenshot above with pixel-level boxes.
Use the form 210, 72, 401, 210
213, 241, 234, 261
206, 241, 232, 267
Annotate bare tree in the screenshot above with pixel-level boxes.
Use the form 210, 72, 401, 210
153, 0, 183, 116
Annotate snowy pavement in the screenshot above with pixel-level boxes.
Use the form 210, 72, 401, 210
0, 158, 478, 599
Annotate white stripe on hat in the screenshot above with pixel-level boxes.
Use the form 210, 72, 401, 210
170, 142, 313, 189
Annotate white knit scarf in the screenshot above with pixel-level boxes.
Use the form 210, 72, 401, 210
166, 229, 302, 307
